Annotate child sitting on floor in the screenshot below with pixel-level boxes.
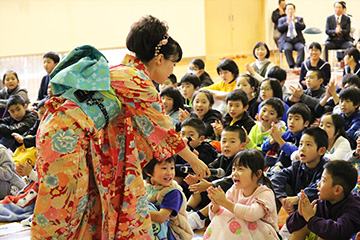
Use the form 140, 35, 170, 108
0, 95, 37, 152
204, 149, 279, 239
262, 103, 310, 171
271, 127, 329, 215
143, 157, 193, 240
287, 160, 360, 240
212, 89, 255, 138
246, 97, 286, 150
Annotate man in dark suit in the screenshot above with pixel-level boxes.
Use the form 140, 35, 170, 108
272, 0, 286, 47
278, 3, 306, 69
324, 1, 353, 62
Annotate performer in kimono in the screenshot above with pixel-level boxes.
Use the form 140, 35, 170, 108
101, 15, 210, 239
31, 45, 122, 239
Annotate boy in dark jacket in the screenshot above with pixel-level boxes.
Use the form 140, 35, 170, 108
37, 51, 59, 101
0, 95, 37, 152
287, 160, 360, 240
271, 127, 329, 214
212, 89, 255, 138
262, 103, 310, 170
338, 86, 360, 148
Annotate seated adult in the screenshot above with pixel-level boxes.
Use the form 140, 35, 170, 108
324, 1, 353, 62
271, 0, 286, 47
299, 42, 331, 89
278, 3, 306, 69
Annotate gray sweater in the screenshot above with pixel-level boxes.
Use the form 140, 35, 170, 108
0, 144, 26, 191
0, 85, 30, 109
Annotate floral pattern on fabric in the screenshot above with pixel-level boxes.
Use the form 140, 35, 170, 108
100, 54, 186, 240
31, 98, 103, 240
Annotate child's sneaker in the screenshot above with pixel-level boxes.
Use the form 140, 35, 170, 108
188, 212, 205, 230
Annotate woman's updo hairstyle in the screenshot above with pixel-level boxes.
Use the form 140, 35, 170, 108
126, 15, 183, 63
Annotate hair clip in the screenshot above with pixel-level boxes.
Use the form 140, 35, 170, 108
155, 34, 169, 57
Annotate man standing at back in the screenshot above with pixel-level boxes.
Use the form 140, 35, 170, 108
324, 1, 353, 62
272, 0, 286, 47
278, 3, 306, 70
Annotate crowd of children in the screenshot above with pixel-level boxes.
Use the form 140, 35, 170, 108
152, 42, 360, 239
1, 39, 360, 239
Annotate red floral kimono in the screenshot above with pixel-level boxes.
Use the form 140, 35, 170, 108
101, 55, 186, 239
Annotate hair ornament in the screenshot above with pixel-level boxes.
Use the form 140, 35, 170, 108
155, 33, 169, 57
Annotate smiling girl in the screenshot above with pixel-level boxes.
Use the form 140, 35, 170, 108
203, 59, 239, 101
204, 149, 279, 240
0, 70, 30, 111
160, 86, 185, 128
299, 42, 331, 89
191, 89, 222, 139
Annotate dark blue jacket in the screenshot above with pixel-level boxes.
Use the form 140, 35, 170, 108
262, 129, 304, 168
37, 74, 50, 100
271, 157, 329, 203
341, 109, 360, 148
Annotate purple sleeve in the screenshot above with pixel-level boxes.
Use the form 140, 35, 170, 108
161, 189, 183, 216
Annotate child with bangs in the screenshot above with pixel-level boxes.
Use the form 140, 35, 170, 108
179, 73, 201, 108
143, 157, 193, 240
212, 89, 255, 138
258, 78, 290, 123
204, 149, 279, 239
160, 86, 184, 128
203, 59, 239, 99
246, 97, 287, 151
262, 103, 311, 172
235, 74, 259, 120
179, 89, 222, 140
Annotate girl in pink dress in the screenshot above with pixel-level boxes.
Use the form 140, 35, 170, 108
205, 149, 279, 240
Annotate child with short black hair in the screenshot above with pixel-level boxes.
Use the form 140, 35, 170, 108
0, 95, 37, 151
247, 97, 286, 150
160, 86, 184, 128
212, 89, 255, 137
287, 160, 360, 240
271, 127, 329, 215
203, 59, 239, 100
37, 51, 60, 100
267, 66, 290, 98
176, 118, 218, 192
179, 73, 201, 107
338, 86, 360, 147
236, 74, 259, 119
285, 70, 326, 115
188, 58, 213, 88
262, 103, 310, 170
143, 157, 193, 240
186, 126, 247, 230
159, 74, 177, 92
343, 47, 360, 78
258, 78, 289, 123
